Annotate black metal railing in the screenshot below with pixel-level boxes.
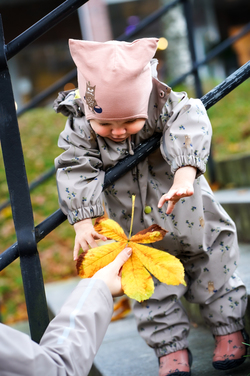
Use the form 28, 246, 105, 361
0, 0, 89, 343
0, 0, 249, 344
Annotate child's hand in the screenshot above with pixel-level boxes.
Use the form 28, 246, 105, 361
73, 218, 107, 260
158, 166, 197, 215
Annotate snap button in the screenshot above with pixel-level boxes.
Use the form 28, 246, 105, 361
160, 90, 165, 98
144, 206, 152, 214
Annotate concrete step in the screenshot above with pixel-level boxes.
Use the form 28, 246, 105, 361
214, 187, 250, 204
214, 188, 250, 242
90, 314, 250, 376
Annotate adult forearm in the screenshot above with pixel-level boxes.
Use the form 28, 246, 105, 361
0, 279, 113, 376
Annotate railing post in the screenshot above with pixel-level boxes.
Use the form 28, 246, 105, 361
0, 16, 49, 342
182, 0, 217, 183
182, 0, 203, 98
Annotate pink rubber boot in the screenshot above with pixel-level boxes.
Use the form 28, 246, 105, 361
159, 349, 192, 376
213, 329, 249, 370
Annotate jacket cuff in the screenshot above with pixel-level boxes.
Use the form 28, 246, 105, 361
67, 204, 105, 224
171, 154, 207, 178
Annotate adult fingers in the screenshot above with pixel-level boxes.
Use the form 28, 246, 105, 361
111, 247, 132, 270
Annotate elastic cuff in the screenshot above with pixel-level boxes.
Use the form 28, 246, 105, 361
154, 339, 189, 358
171, 154, 207, 177
68, 204, 104, 224
211, 319, 245, 336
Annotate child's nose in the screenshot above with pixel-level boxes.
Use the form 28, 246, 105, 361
111, 128, 126, 135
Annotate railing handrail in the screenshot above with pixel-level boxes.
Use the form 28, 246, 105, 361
5, 0, 88, 60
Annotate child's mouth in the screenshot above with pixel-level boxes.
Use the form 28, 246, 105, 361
111, 136, 127, 142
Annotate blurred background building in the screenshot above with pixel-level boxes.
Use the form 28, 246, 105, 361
0, 0, 249, 108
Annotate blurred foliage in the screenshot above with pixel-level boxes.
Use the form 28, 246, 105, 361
0, 77, 250, 323
207, 78, 250, 161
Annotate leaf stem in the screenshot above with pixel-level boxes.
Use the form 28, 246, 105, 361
128, 195, 136, 239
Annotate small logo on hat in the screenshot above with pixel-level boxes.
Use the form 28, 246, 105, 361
84, 81, 102, 114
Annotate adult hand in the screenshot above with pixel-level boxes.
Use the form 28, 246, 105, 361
93, 247, 132, 297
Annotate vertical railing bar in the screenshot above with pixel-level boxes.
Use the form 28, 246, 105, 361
182, 0, 203, 97
182, 0, 218, 183
5, 0, 89, 60
0, 16, 49, 342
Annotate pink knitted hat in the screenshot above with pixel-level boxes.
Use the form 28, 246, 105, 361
69, 38, 158, 120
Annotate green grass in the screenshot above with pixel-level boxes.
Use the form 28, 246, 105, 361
207, 78, 250, 161
0, 78, 250, 323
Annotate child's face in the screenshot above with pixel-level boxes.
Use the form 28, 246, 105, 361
89, 118, 145, 142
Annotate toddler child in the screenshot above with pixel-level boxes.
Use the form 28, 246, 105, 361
54, 38, 248, 375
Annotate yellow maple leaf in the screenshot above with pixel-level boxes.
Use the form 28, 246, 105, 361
77, 196, 186, 302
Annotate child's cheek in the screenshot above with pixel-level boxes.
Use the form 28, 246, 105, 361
96, 126, 110, 138
129, 124, 144, 134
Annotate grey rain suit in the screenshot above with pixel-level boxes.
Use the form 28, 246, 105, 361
54, 74, 247, 357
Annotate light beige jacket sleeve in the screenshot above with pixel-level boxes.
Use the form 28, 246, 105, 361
160, 90, 212, 177
54, 91, 105, 224
0, 279, 113, 376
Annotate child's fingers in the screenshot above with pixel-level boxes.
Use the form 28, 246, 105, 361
158, 190, 176, 208
73, 241, 81, 260
158, 194, 168, 208
86, 236, 99, 249
95, 232, 107, 242
166, 200, 176, 215
73, 232, 107, 261
186, 187, 194, 196
159, 187, 194, 208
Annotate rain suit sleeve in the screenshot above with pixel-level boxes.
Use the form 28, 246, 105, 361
160, 89, 212, 177
54, 91, 105, 224
0, 279, 113, 376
